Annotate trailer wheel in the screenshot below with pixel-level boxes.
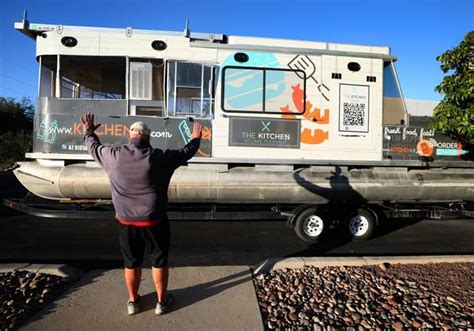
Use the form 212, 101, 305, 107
346, 208, 376, 240
294, 207, 327, 242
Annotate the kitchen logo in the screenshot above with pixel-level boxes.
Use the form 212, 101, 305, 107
261, 121, 271, 132
230, 117, 300, 148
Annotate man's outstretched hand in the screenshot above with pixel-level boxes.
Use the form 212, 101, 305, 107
81, 113, 102, 134
191, 122, 202, 139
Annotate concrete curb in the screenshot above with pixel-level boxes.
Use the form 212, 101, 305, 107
0, 263, 84, 280
251, 255, 474, 275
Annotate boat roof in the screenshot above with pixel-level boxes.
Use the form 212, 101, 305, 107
14, 20, 396, 61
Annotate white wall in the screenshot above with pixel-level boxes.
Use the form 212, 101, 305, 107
405, 98, 439, 117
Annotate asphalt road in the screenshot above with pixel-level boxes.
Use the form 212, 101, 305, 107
0, 208, 473, 269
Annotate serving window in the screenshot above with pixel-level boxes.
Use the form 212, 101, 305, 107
38, 55, 125, 99
129, 59, 165, 117
129, 59, 164, 101
38, 55, 127, 100
222, 66, 306, 114
59, 56, 125, 99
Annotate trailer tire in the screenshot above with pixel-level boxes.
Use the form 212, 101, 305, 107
294, 207, 327, 243
346, 208, 376, 240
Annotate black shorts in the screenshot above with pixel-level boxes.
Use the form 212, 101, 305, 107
118, 221, 170, 269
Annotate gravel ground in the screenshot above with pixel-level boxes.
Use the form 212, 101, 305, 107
254, 262, 473, 329
0, 270, 72, 330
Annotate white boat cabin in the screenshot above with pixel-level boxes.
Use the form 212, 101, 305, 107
15, 19, 409, 164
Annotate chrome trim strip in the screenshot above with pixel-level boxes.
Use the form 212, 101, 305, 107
24, 153, 473, 168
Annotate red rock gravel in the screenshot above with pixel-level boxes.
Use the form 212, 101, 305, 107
253, 262, 473, 329
368, 262, 472, 308
0, 270, 72, 330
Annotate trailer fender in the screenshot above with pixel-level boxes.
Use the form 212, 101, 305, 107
285, 204, 315, 228
365, 205, 380, 226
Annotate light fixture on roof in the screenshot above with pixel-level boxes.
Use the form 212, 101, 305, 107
151, 40, 167, 51
61, 36, 77, 47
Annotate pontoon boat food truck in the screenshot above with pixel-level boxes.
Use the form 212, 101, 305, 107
8, 16, 474, 242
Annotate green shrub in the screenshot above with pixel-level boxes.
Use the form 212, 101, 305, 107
431, 31, 474, 144
0, 97, 34, 169
0, 131, 32, 169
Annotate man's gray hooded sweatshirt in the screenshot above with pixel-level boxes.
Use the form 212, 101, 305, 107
85, 130, 200, 226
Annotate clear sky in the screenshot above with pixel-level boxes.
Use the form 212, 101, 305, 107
0, 0, 472, 103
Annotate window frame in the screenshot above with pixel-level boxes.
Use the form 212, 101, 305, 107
382, 60, 409, 125
126, 58, 166, 118
166, 60, 216, 118
38, 55, 57, 98
221, 65, 307, 115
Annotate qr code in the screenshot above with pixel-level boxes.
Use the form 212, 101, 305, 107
343, 102, 365, 126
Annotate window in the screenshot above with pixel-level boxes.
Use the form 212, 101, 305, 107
39, 55, 57, 97
167, 61, 216, 118
59, 56, 125, 99
224, 68, 263, 111
383, 61, 407, 125
129, 59, 165, 116
222, 66, 305, 114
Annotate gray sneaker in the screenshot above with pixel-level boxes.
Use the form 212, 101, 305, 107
155, 294, 174, 315
127, 296, 140, 315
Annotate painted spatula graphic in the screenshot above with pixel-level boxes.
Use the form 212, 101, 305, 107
288, 55, 330, 101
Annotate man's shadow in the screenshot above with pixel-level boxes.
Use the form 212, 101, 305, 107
137, 269, 251, 313
293, 165, 366, 206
